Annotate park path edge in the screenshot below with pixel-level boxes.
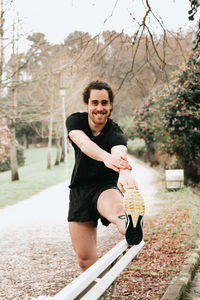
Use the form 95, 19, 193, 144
161, 239, 200, 300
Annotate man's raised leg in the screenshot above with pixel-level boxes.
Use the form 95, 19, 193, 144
97, 188, 144, 245
69, 221, 98, 271
97, 189, 126, 235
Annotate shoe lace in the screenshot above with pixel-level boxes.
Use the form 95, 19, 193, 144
118, 214, 126, 220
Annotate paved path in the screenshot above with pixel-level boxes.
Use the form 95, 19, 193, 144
0, 156, 162, 300
128, 155, 163, 216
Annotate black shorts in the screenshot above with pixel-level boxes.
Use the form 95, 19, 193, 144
68, 183, 120, 227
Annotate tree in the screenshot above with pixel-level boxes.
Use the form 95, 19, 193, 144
88, 29, 192, 120
9, 20, 20, 181
1, 0, 198, 179
134, 46, 200, 183
15, 122, 37, 148
163, 48, 200, 182
188, 0, 200, 48
0, 0, 4, 95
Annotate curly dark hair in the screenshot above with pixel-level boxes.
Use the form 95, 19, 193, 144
82, 80, 114, 104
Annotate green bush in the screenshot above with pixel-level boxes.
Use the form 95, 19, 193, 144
118, 116, 135, 140
127, 138, 147, 158
134, 47, 200, 182
163, 51, 200, 171
16, 144, 25, 166
134, 97, 161, 165
0, 143, 25, 172
0, 158, 10, 172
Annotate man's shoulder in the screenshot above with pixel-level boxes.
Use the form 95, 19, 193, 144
66, 112, 88, 131
107, 118, 123, 134
68, 112, 88, 120
66, 112, 88, 124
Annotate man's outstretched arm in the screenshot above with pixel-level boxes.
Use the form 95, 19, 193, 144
69, 130, 132, 173
111, 145, 138, 192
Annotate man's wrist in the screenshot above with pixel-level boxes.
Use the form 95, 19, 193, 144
99, 150, 110, 162
119, 168, 132, 174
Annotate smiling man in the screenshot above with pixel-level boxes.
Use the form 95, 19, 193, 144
66, 80, 144, 271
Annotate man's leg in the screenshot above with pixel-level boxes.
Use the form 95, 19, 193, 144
97, 189, 126, 235
69, 221, 98, 272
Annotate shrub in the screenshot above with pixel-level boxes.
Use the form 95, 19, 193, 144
0, 142, 25, 172
118, 116, 135, 140
0, 158, 10, 172
162, 49, 200, 182
127, 138, 147, 158
16, 143, 25, 166
134, 47, 200, 182
0, 119, 10, 161
134, 97, 161, 165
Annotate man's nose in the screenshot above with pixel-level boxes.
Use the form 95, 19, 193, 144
97, 103, 104, 110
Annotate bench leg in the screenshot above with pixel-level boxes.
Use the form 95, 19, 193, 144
110, 277, 118, 299
98, 276, 118, 300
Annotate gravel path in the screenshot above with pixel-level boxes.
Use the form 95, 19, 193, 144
0, 156, 162, 300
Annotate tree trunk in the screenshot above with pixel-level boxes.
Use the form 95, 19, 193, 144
47, 121, 52, 169
23, 133, 29, 148
60, 137, 65, 162
9, 18, 19, 181
47, 92, 53, 169
54, 138, 60, 165
10, 121, 19, 181
47, 146, 51, 169
26, 134, 29, 148
0, 0, 4, 97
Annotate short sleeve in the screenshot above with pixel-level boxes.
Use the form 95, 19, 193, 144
106, 120, 127, 148
66, 113, 85, 134
108, 131, 127, 148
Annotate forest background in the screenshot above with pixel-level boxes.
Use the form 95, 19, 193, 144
0, 0, 200, 186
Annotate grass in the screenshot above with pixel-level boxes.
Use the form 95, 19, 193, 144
0, 146, 74, 208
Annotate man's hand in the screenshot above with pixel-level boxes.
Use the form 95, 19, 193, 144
102, 153, 132, 173
117, 169, 138, 193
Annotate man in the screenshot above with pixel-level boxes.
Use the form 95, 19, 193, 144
66, 80, 144, 271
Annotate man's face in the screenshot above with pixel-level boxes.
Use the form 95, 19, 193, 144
85, 89, 113, 126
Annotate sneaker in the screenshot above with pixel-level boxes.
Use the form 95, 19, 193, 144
123, 188, 145, 245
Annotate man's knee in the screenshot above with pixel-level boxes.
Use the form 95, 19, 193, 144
77, 254, 98, 271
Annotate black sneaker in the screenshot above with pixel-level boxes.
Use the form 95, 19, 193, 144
123, 188, 145, 245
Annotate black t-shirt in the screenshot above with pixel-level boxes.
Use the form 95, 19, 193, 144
66, 112, 127, 188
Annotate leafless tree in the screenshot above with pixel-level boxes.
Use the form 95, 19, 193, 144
0, 0, 196, 181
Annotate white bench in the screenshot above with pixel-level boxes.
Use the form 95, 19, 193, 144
53, 239, 145, 300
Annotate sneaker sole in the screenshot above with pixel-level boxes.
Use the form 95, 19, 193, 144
124, 188, 145, 245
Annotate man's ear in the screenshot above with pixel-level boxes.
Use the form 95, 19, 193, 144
110, 101, 113, 111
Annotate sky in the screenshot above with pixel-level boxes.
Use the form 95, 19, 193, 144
11, 0, 197, 45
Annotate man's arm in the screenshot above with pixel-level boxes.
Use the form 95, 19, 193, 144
69, 130, 132, 172
111, 145, 138, 193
